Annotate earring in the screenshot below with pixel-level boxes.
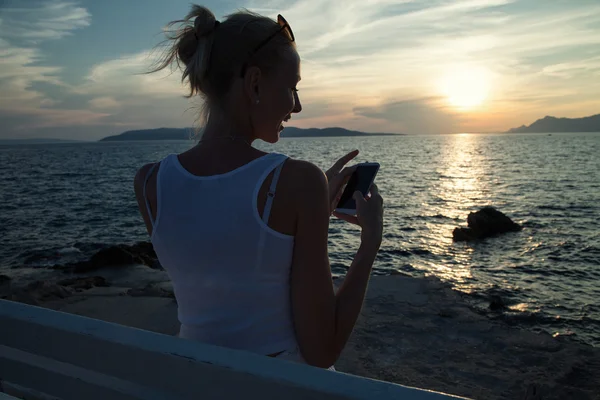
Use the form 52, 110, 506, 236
255, 99, 260, 105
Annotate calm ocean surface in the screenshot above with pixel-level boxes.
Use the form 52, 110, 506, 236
1, 133, 599, 346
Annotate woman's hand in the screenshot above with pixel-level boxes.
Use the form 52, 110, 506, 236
325, 150, 359, 215
333, 183, 384, 247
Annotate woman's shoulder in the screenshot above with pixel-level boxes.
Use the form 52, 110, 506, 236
133, 156, 169, 197
277, 157, 329, 219
283, 157, 325, 180
133, 153, 176, 187
281, 157, 328, 195
134, 163, 157, 188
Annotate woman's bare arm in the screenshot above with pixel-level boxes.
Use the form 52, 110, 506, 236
133, 163, 158, 236
288, 160, 382, 368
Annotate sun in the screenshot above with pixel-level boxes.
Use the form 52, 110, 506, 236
441, 65, 490, 109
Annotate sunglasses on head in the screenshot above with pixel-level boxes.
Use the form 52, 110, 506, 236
240, 14, 295, 77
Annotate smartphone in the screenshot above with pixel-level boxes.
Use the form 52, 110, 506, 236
335, 162, 380, 215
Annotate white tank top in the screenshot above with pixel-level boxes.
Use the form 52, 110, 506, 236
144, 152, 297, 355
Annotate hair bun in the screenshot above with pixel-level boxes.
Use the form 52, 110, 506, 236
193, 9, 218, 38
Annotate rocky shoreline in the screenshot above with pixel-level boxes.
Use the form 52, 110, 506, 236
1, 242, 165, 305
2, 243, 600, 399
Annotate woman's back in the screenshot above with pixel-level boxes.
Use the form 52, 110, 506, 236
136, 5, 384, 368
147, 152, 297, 354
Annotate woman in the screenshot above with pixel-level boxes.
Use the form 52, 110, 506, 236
134, 5, 384, 369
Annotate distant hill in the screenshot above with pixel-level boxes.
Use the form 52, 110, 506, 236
99, 127, 399, 141
100, 128, 194, 141
281, 127, 398, 137
0, 138, 85, 144
507, 114, 600, 133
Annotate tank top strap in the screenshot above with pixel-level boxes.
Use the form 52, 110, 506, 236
262, 158, 286, 224
253, 153, 288, 190
143, 163, 159, 228
252, 153, 289, 223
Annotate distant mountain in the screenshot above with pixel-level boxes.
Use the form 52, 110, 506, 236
0, 138, 85, 144
280, 127, 398, 137
99, 127, 399, 141
507, 114, 600, 133
100, 128, 194, 141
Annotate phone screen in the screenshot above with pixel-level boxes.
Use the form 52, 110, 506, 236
336, 164, 379, 211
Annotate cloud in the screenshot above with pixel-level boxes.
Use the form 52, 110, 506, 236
1, 0, 600, 139
4, 107, 110, 130
0, 0, 99, 136
0, 41, 63, 106
283, 0, 516, 58
68, 50, 195, 132
0, 0, 91, 43
88, 96, 120, 110
353, 97, 462, 135
540, 55, 600, 79
0, 0, 195, 139
77, 51, 186, 99
276, 0, 600, 130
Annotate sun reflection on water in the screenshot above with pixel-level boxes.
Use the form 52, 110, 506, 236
415, 134, 497, 289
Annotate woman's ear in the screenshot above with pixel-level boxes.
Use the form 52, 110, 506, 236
243, 66, 261, 104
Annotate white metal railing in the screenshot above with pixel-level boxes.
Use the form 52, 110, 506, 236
0, 299, 466, 399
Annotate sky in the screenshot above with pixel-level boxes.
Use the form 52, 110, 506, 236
0, 0, 599, 140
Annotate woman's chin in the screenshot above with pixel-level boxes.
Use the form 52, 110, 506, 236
270, 126, 284, 143
261, 132, 280, 144
256, 126, 284, 144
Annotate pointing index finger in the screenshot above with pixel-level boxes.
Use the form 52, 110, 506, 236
332, 150, 359, 172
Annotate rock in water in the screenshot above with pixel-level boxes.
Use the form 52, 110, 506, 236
489, 295, 507, 311
24, 280, 73, 301
0, 274, 11, 299
453, 207, 522, 241
89, 246, 143, 268
127, 283, 174, 298
57, 276, 109, 290
52, 242, 159, 273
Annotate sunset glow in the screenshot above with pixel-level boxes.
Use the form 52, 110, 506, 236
0, 0, 599, 139
441, 66, 490, 110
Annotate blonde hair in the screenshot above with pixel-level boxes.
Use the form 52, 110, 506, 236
149, 5, 295, 125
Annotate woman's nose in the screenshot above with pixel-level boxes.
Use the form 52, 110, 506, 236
292, 91, 302, 113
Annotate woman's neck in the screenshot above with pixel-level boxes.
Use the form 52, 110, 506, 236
200, 111, 255, 144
